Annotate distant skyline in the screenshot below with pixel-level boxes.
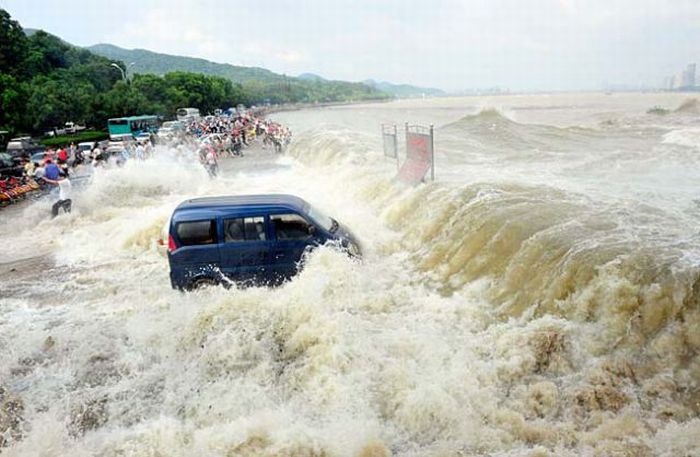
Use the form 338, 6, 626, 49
5, 0, 700, 92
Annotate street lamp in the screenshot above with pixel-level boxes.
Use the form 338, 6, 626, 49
110, 63, 126, 82
110, 62, 137, 83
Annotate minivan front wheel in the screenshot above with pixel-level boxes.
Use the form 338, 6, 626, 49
188, 277, 219, 291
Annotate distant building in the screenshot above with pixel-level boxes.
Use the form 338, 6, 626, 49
685, 64, 697, 88
664, 76, 674, 90
666, 63, 698, 91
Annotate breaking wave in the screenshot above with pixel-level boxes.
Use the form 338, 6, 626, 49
674, 98, 700, 114
438, 109, 602, 156
663, 127, 700, 150
287, 123, 700, 455
2, 100, 700, 456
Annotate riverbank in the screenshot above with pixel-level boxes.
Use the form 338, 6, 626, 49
264, 97, 394, 114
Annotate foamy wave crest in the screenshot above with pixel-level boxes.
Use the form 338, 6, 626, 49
365, 178, 700, 452
284, 127, 700, 452
438, 108, 602, 160
674, 98, 700, 114
286, 126, 377, 167
663, 127, 700, 149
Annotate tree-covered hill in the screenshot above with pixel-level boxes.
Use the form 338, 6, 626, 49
0, 9, 249, 138
87, 43, 390, 104
87, 44, 283, 84
0, 10, 124, 136
0, 8, 390, 139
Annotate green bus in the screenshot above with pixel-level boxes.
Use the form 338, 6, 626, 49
107, 115, 159, 137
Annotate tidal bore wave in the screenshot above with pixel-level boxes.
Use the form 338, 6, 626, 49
2, 98, 700, 456
287, 115, 700, 455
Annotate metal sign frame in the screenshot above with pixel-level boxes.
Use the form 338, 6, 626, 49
404, 122, 435, 182
381, 123, 399, 169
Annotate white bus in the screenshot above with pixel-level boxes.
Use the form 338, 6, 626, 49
176, 107, 200, 122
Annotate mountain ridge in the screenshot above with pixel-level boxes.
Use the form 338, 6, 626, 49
363, 79, 445, 98
86, 43, 393, 103
87, 43, 284, 84
87, 43, 443, 99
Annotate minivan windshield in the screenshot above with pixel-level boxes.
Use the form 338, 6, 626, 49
307, 205, 336, 232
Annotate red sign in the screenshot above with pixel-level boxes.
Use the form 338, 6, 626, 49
407, 134, 429, 160
398, 130, 432, 184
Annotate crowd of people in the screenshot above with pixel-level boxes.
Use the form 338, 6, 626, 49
2, 109, 292, 215
13, 145, 78, 216
164, 111, 292, 177
186, 111, 291, 150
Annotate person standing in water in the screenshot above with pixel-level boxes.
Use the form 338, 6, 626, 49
205, 146, 218, 178
135, 142, 145, 160
44, 173, 72, 218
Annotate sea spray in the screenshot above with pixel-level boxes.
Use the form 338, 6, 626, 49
2, 94, 700, 456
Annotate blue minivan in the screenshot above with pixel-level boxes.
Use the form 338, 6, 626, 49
167, 194, 361, 289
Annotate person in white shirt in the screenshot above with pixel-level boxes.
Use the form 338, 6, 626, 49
205, 149, 218, 177
135, 144, 145, 160
34, 163, 46, 181
43, 174, 72, 218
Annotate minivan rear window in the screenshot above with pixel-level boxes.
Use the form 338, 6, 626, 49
176, 220, 217, 246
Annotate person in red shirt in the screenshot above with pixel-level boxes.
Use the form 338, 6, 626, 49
57, 147, 68, 164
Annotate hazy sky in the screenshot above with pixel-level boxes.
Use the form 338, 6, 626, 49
4, 0, 700, 92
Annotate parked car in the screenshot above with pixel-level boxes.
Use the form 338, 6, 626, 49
162, 121, 184, 130
31, 151, 49, 165
166, 194, 361, 290
0, 153, 23, 177
135, 132, 152, 143
6, 137, 43, 158
64, 121, 86, 135
44, 128, 66, 137
106, 134, 134, 154
157, 129, 174, 140
77, 142, 96, 154
157, 121, 184, 139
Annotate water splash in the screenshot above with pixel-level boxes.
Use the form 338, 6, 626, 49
2, 95, 700, 456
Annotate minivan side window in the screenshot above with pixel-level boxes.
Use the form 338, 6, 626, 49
271, 214, 313, 240
224, 217, 267, 242
176, 220, 217, 246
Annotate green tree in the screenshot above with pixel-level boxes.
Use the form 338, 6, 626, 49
0, 74, 29, 133
101, 80, 155, 118
26, 73, 97, 131
24, 30, 72, 75
69, 62, 122, 92
0, 9, 28, 77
